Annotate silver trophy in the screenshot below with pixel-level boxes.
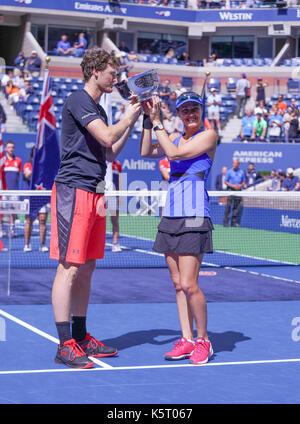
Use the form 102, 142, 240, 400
115, 69, 159, 102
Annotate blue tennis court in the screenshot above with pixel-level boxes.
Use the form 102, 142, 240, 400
0, 188, 300, 405
0, 219, 300, 404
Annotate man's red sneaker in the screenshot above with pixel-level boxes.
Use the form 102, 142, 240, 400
78, 333, 118, 358
55, 338, 94, 369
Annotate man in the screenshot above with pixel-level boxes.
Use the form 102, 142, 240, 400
56, 35, 71, 56
268, 106, 284, 143
235, 73, 251, 119
207, 88, 222, 133
158, 79, 171, 103
223, 158, 246, 227
215, 166, 228, 191
245, 162, 263, 188
282, 168, 300, 191
50, 48, 141, 369
71, 32, 87, 57
14, 51, 27, 73
239, 108, 255, 142
26, 51, 41, 77
215, 165, 228, 205
277, 95, 287, 113
251, 112, 267, 141
3, 141, 22, 237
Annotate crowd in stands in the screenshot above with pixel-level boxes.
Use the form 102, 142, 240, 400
237, 92, 300, 143
112, 0, 292, 9
52, 34, 88, 58
216, 162, 300, 192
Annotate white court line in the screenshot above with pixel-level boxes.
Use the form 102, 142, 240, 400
106, 240, 300, 283
0, 309, 113, 369
1, 357, 300, 376
108, 231, 298, 267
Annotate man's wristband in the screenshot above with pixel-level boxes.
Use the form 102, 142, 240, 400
143, 114, 153, 129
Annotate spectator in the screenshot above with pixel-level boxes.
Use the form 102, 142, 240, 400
111, 160, 122, 252
13, 70, 26, 90
26, 50, 41, 77
239, 109, 255, 141
14, 51, 27, 74
267, 169, 281, 192
2, 141, 22, 237
278, 169, 286, 190
267, 106, 284, 142
251, 112, 267, 141
119, 41, 130, 53
127, 50, 139, 62
283, 106, 293, 143
215, 166, 228, 191
277, 94, 287, 113
0, 103, 7, 133
174, 82, 187, 97
56, 35, 72, 56
5, 79, 21, 104
115, 52, 130, 81
255, 77, 268, 105
23, 147, 49, 252
282, 168, 300, 191
245, 162, 263, 188
114, 104, 125, 123
223, 158, 246, 227
288, 109, 299, 143
290, 97, 297, 110
166, 91, 177, 116
177, 51, 191, 66
174, 115, 184, 133
160, 101, 170, 119
71, 32, 87, 57
254, 100, 269, 121
235, 73, 251, 119
207, 87, 222, 133
163, 111, 177, 135
165, 48, 175, 60
20, 78, 35, 101
158, 79, 171, 102
1, 70, 14, 89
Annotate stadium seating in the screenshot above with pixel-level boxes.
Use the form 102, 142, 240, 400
5, 74, 235, 132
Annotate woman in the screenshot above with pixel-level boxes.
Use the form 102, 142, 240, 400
140, 92, 217, 365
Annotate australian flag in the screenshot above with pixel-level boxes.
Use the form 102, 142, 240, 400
29, 68, 60, 218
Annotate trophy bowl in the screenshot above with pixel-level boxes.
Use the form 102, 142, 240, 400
115, 69, 159, 102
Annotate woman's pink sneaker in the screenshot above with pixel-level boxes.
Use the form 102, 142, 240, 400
164, 337, 195, 361
189, 338, 213, 365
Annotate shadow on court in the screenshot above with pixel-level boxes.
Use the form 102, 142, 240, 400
101, 328, 251, 354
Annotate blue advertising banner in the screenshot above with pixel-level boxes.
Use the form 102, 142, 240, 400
210, 142, 300, 190
2, 0, 300, 23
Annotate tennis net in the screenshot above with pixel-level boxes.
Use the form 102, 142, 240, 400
0, 189, 299, 270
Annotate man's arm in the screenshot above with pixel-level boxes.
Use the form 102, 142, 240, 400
86, 101, 140, 148
106, 122, 135, 162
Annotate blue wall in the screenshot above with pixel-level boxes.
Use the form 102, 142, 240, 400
3, 133, 299, 191
209, 142, 300, 190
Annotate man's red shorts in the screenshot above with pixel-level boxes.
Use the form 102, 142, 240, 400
50, 182, 106, 264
